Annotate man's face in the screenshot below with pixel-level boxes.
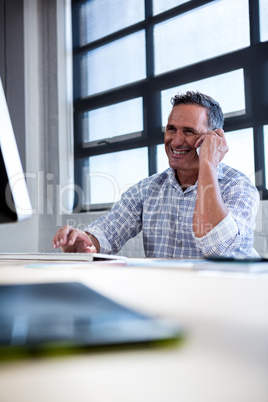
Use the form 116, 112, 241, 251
164, 104, 209, 173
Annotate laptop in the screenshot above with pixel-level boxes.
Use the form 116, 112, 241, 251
0, 282, 182, 358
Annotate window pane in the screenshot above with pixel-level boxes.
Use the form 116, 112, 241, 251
153, 0, 191, 15
260, 0, 268, 42
83, 148, 148, 205
157, 144, 169, 173
224, 128, 255, 184
263, 126, 268, 188
81, 31, 146, 97
82, 98, 143, 144
161, 70, 245, 126
79, 0, 145, 45
154, 0, 250, 75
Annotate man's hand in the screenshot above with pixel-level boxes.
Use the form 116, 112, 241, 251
52, 225, 98, 253
195, 128, 229, 167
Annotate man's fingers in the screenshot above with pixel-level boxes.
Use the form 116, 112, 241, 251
195, 137, 203, 149
67, 229, 78, 246
53, 225, 73, 248
197, 129, 226, 145
214, 128, 224, 137
67, 228, 87, 246
84, 245, 97, 254
52, 226, 94, 253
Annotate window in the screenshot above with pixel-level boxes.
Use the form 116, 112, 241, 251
82, 98, 144, 146
264, 125, 268, 188
79, 0, 145, 44
72, 0, 268, 210
80, 31, 146, 97
83, 148, 148, 206
224, 128, 255, 184
153, 0, 191, 16
154, 0, 250, 75
259, 0, 268, 42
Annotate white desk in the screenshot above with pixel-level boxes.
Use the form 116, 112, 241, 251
0, 258, 268, 402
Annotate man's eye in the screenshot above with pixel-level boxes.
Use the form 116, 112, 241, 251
167, 126, 176, 132
184, 130, 195, 136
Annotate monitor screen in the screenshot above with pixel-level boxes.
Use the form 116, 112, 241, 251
0, 77, 32, 223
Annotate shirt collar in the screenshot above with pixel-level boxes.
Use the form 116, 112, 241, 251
167, 163, 224, 188
167, 168, 181, 190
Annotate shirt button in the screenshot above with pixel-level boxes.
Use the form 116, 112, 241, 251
179, 217, 182, 221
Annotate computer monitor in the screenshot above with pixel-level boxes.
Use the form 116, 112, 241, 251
0, 77, 32, 223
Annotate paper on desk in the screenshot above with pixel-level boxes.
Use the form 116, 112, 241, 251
106, 257, 268, 275
109, 258, 203, 269
195, 260, 268, 276
23, 262, 87, 269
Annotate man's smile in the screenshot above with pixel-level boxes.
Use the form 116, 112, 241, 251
171, 148, 191, 155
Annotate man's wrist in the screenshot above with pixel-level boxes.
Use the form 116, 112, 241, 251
85, 231, 100, 253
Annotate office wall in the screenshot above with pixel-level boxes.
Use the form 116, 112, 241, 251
254, 201, 268, 254
0, 0, 26, 167
0, 0, 38, 251
0, 0, 61, 252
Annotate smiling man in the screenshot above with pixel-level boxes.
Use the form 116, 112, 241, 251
53, 91, 259, 258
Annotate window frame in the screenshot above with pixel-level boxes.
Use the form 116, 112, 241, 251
72, 0, 268, 210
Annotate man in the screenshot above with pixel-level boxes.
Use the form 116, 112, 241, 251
53, 91, 259, 257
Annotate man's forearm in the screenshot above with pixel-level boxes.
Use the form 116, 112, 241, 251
193, 161, 228, 238
85, 232, 100, 253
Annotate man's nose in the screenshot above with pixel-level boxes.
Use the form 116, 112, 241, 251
171, 131, 185, 147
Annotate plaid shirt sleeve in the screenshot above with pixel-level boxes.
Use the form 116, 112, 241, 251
84, 182, 143, 254
193, 174, 260, 257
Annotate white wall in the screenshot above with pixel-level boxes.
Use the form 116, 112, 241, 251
0, 0, 39, 252
254, 200, 268, 255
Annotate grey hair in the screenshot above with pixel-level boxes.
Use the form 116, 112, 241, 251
171, 91, 224, 130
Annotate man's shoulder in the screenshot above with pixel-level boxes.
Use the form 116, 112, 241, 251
219, 162, 257, 190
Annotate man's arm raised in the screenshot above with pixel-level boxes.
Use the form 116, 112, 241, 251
193, 129, 229, 238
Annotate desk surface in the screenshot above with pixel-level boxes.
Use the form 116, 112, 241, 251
0, 258, 268, 402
